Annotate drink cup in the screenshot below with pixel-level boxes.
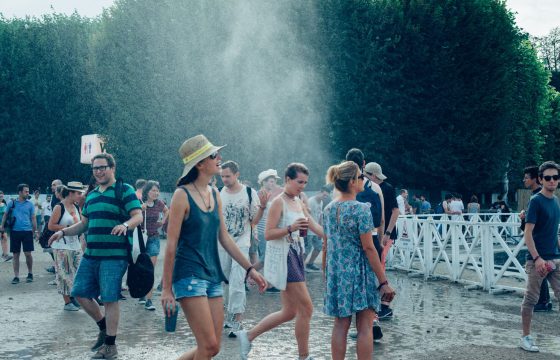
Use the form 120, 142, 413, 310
165, 304, 179, 332
545, 260, 557, 274
299, 218, 309, 237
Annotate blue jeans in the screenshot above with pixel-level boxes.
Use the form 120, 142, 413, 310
173, 275, 223, 300
71, 257, 128, 302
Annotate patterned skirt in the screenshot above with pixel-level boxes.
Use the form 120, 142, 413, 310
53, 249, 82, 296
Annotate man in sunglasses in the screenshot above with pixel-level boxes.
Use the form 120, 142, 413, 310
519, 161, 560, 353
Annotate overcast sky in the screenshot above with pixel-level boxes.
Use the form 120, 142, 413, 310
0, 0, 558, 37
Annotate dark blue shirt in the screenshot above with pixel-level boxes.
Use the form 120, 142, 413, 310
526, 192, 560, 260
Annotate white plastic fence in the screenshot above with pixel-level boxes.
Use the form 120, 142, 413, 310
388, 213, 529, 293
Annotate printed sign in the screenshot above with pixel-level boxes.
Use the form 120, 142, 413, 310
80, 134, 106, 164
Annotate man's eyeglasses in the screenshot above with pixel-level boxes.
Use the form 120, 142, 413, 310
92, 165, 110, 173
209, 151, 219, 160
542, 175, 560, 182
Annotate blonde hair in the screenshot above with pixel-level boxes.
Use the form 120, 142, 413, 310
326, 161, 360, 193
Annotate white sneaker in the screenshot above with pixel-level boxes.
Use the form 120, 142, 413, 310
48, 280, 56, 286
520, 335, 539, 352
237, 330, 252, 359
64, 303, 80, 311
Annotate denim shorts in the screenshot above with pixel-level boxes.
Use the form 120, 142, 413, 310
71, 257, 128, 302
146, 236, 160, 257
173, 275, 223, 300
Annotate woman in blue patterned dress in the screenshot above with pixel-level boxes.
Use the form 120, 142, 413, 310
323, 161, 396, 360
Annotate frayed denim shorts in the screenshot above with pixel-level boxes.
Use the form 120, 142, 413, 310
173, 275, 223, 300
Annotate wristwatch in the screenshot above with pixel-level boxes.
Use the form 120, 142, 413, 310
122, 222, 129, 230
384, 230, 391, 236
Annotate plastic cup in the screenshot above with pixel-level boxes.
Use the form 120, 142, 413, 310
165, 304, 179, 332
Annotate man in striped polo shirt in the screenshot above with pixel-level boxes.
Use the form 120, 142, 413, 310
50, 153, 143, 359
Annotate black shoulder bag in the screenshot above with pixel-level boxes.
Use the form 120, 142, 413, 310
115, 178, 154, 298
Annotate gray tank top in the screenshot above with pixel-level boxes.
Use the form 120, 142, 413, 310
172, 187, 226, 284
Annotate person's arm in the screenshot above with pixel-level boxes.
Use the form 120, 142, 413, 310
0, 208, 7, 231
382, 207, 400, 245
251, 189, 269, 226
47, 205, 64, 232
371, 182, 385, 234
216, 190, 267, 292
302, 203, 324, 238
111, 208, 143, 236
524, 223, 547, 275
31, 206, 38, 237
161, 188, 188, 316
264, 197, 307, 240
160, 201, 170, 226
360, 230, 395, 302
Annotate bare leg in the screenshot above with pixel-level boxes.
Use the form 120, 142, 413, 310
307, 249, 321, 265
177, 296, 224, 360
355, 309, 375, 359
12, 252, 20, 277
1, 233, 8, 255
294, 284, 313, 357
24, 251, 33, 274
146, 256, 158, 300
104, 302, 120, 336
331, 316, 351, 360
76, 297, 104, 322
521, 307, 533, 337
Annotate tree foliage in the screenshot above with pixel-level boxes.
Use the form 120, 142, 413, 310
0, 0, 556, 196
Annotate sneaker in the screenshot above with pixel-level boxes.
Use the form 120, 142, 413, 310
11, 277, 20, 285
64, 302, 80, 311
91, 330, 107, 352
2, 254, 13, 262
91, 344, 118, 359
238, 330, 252, 360
265, 287, 281, 294
48, 279, 57, 286
224, 313, 234, 329
519, 335, 539, 352
156, 282, 162, 292
46, 266, 55, 274
138, 297, 146, 305
228, 321, 242, 338
95, 297, 104, 307
26, 273, 33, 283
305, 263, 321, 272
118, 293, 126, 301
378, 305, 393, 320
373, 320, 383, 342
144, 299, 155, 311
534, 303, 552, 312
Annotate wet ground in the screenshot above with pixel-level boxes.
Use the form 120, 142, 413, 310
1, 240, 559, 360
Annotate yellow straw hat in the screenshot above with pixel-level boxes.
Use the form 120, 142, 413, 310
178, 135, 226, 179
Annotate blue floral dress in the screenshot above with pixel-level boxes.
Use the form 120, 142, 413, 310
323, 200, 381, 317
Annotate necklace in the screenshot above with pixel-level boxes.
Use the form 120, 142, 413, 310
193, 183, 211, 210
283, 192, 296, 201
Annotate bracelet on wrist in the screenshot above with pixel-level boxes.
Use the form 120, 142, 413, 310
245, 266, 254, 282
384, 230, 391, 236
287, 225, 292, 234
533, 255, 541, 262
377, 280, 388, 291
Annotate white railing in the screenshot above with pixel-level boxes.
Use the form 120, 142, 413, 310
388, 213, 528, 293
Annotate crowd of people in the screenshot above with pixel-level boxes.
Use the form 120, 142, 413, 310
0, 134, 559, 359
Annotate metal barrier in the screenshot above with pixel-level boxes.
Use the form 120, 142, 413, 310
388, 213, 528, 293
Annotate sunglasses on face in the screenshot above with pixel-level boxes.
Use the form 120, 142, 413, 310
542, 175, 560, 182
209, 151, 219, 160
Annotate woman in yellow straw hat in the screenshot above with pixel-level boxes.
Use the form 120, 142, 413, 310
161, 135, 267, 360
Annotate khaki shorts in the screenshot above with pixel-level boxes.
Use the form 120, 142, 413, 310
521, 259, 560, 310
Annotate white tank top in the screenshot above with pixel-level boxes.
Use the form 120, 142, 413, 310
50, 204, 82, 251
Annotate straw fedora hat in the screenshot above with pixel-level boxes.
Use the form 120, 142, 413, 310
258, 169, 281, 184
66, 181, 86, 193
179, 135, 226, 179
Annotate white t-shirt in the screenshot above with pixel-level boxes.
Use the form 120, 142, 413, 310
42, 201, 52, 217
220, 185, 260, 248
307, 196, 323, 236
397, 195, 406, 215
449, 200, 464, 214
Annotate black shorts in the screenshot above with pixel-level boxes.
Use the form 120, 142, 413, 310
10, 231, 34, 253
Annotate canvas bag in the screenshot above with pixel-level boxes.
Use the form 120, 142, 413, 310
131, 209, 148, 261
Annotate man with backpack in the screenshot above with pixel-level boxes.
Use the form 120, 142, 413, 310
48, 153, 143, 359
0, 183, 38, 284
219, 160, 267, 337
